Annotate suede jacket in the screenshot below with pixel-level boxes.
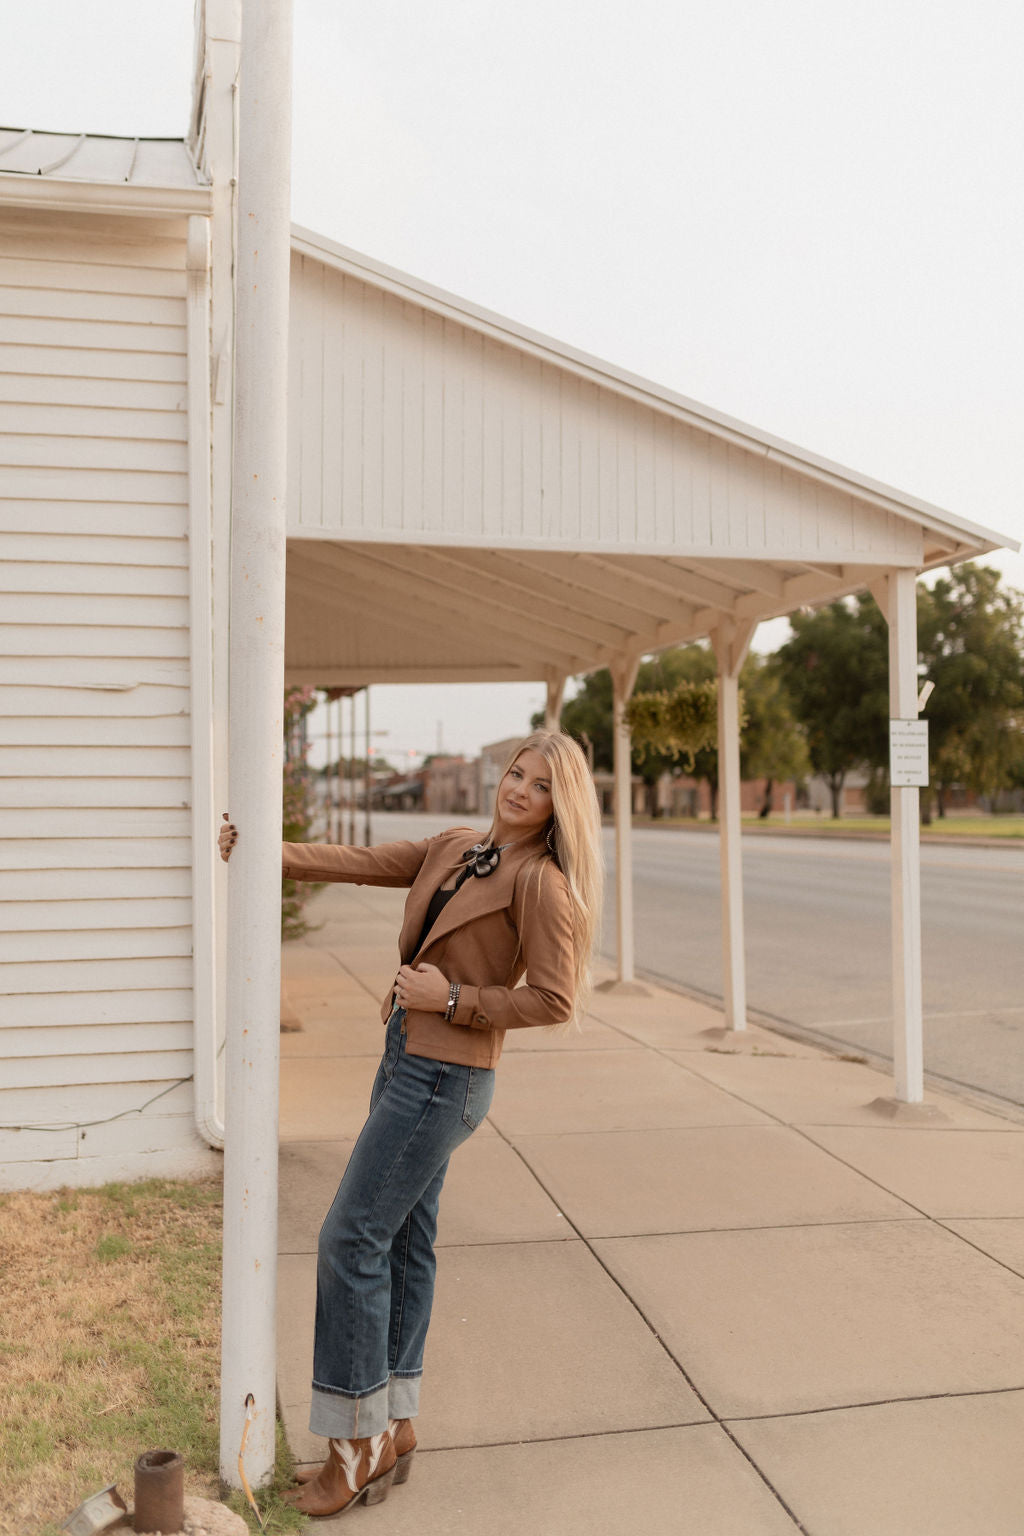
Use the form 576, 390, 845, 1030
281, 826, 575, 1068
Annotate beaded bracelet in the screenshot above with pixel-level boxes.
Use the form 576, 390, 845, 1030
444, 981, 461, 1023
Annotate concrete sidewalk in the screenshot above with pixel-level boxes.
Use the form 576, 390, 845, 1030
277, 882, 1024, 1535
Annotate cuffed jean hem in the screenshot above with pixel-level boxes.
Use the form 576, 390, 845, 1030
309, 1374, 422, 1439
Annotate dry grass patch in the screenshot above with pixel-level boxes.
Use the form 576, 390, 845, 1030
0, 1177, 230, 1536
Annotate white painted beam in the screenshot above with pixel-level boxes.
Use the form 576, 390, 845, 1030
286, 558, 589, 674
886, 568, 925, 1103
544, 672, 567, 730
288, 546, 591, 672
602, 653, 645, 992
711, 619, 756, 1031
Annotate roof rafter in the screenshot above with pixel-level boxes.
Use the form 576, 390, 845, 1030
287, 548, 592, 674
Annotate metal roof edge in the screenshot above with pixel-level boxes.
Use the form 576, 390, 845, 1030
291, 223, 1019, 558
0, 173, 212, 217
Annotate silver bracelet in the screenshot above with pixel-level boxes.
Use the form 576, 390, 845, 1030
444, 981, 461, 1023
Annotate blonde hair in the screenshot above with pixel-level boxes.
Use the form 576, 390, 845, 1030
486, 730, 604, 1025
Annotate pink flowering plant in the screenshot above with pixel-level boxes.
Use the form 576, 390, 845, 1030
282, 684, 321, 939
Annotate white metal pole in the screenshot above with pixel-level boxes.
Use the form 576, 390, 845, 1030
609, 656, 640, 986
220, 0, 293, 1490
348, 692, 357, 844
363, 687, 372, 846
712, 621, 755, 1032
716, 668, 746, 1030
887, 569, 925, 1101
332, 695, 341, 841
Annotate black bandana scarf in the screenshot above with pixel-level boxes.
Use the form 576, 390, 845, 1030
459, 841, 511, 880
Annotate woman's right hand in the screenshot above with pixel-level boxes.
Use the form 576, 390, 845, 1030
219, 812, 237, 862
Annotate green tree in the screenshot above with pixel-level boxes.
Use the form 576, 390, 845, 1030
545, 670, 613, 771
918, 565, 1024, 814
773, 597, 889, 817
540, 645, 722, 814
740, 653, 811, 817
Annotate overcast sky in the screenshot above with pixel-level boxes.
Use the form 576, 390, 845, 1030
5, 0, 1022, 765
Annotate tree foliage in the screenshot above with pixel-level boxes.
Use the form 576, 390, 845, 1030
538, 566, 1024, 823
740, 653, 811, 815
542, 642, 808, 819
918, 565, 1024, 811
773, 597, 889, 816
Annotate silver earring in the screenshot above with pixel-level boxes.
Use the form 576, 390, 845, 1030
546, 823, 558, 853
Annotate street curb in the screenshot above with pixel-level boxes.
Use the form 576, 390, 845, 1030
612, 819, 1024, 850
623, 963, 1024, 1129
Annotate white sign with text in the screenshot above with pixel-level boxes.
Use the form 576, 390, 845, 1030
890, 719, 929, 787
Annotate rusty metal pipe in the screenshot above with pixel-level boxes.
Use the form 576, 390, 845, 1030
133, 1450, 184, 1534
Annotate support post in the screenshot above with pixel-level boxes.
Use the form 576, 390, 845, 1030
887, 568, 925, 1103
348, 691, 357, 844
598, 654, 647, 994
332, 695, 341, 841
363, 687, 372, 846
220, 0, 293, 1491
544, 671, 567, 731
711, 621, 755, 1031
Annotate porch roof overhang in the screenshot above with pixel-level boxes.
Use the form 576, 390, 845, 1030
284, 540, 952, 687
284, 230, 1017, 689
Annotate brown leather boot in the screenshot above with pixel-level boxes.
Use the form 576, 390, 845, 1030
283, 1431, 396, 1517
390, 1417, 417, 1484
295, 1418, 417, 1487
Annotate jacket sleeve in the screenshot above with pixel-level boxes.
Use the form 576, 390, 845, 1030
452, 862, 576, 1032
281, 836, 432, 887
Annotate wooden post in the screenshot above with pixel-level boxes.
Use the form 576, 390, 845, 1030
363, 687, 372, 846
887, 568, 925, 1102
599, 654, 647, 994
711, 621, 755, 1032
347, 691, 357, 844
544, 671, 567, 731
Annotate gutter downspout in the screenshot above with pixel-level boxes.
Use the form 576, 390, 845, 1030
186, 211, 225, 1149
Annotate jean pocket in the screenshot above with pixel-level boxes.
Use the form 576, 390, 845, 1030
462, 1066, 495, 1130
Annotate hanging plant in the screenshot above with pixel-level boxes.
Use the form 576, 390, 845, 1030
625, 680, 738, 768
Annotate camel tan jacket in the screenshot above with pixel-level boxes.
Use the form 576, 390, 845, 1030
281, 826, 575, 1068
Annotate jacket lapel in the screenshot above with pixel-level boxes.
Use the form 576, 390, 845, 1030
402, 829, 549, 963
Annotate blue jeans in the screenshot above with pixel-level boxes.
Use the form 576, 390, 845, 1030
309, 1008, 495, 1439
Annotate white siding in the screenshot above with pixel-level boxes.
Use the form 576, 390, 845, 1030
0, 206, 216, 1188
288, 254, 923, 566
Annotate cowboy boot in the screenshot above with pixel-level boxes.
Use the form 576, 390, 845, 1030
390, 1417, 417, 1485
294, 1417, 417, 1487
283, 1431, 396, 1517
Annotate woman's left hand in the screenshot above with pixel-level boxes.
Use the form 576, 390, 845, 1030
394, 963, 450, 1013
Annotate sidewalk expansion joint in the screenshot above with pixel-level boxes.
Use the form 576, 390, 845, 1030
723, 1381, 1024, 1423
496, 1121, 812, 1534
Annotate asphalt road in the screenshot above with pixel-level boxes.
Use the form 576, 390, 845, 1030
356, 812, 1024, 1111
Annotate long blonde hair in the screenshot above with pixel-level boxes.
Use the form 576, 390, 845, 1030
486, 730, 603, 1025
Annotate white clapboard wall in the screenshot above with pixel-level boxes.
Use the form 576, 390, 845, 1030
0, 206, 216, 1188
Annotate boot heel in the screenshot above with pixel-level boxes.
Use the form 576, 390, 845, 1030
364, 1464, 397, 1506
393, 1448, 415, 1486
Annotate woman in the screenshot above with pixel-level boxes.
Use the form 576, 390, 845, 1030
219, 729, 602, 1517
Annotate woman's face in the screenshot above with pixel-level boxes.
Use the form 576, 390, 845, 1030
498, 748, 553, 837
